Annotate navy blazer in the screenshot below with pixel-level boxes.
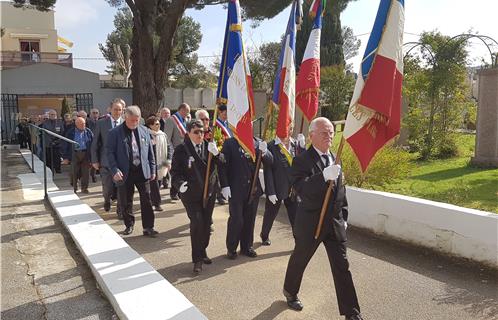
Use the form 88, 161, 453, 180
105, 123, 156, 181
62, 127, 93, 161
291, 146, 348, 242
218, 137, 272, 203
264, 138, 304, 200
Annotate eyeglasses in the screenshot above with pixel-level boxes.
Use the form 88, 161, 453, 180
152, 123, 160, 126
192, 129, 204, 135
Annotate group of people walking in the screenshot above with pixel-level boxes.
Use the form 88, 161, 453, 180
32, 99, 363, 320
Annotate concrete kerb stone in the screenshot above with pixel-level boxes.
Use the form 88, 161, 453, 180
19, 149, 207, 320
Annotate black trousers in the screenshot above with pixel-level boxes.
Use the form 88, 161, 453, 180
117, 167, 155, 229
182, 195, 216, 263
283, 230, 360, 316
100, 167, 117, 205
149, 177, 161, 207
45, 145, 61, 172
226, 199, 259, 253
70, 151, 89, 191
260, 197, 297, 240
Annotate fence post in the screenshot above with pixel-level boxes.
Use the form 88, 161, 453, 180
42, 131, 48, 199
30, 127, 35, 173
71, 144, 76, 192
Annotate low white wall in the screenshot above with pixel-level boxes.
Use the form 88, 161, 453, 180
347, 187, 498, 267
20, 150, 207, 320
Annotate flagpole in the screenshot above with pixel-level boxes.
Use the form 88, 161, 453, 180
202, 16, 231, 209
314, 136, 345, 239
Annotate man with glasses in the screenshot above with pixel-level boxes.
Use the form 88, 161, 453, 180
41, 109, 63, 173
171, 120, 220, 274
282, 117, 362, 320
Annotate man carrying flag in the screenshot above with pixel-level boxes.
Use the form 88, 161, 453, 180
261, 0, 305, 246
216, 0, 270, 259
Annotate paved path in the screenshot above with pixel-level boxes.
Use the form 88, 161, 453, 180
1, 150, 115, 320
36, 157, 498, 319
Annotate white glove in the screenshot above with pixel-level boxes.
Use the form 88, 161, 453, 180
207, 141, 219, 156
268, 194, 278, 205
323, 164, 341, 182
297, 133, 306, 148
258, 141, 267, 153
344, 221, 348, 230
179, 181, 188, 193
221, 186, 231, 200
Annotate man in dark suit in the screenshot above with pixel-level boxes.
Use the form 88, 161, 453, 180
260, 133, 305, 245
62, 116, 93, 193
164, 103, 190, 200
218, 137, 271, 259
91, 99, 124, 215
171, 120, 220, 274
106, 105, 158, 237
282, 117, 362, 320
41, 109, 63, 173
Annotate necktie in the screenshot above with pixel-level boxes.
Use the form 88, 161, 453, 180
196, 144, 202, 157
114, 120, 118, 128
131, 131, 140, 166
322, 154, 330, 167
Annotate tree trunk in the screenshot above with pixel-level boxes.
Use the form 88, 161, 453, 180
128, 0, 189, 116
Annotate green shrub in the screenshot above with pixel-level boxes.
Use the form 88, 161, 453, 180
436, 135, 459, 158
340, 143, 412, 188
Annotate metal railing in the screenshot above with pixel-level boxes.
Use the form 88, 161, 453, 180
28, 124, 80, 199
1, 51, 73, 69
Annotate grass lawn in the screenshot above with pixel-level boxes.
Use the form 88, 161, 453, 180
373, 133, 498, 213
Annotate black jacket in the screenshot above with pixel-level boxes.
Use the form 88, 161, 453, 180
218, 137, 272, 203
171, 137, 219, 203
264, 138, 304, 200
291, 146, 348, 242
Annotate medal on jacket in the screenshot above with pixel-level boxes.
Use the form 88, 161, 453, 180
188, 156, 195, 168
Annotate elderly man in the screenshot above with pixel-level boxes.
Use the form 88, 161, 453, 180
164, 103, 190, 200
282, 117, 362, 320
159, 107, 171, 132
88, 108, 100, 131
41, 109, 63, 173
91, 99, 124, 214
62, 117, 93, 193
106, 106, 157, 237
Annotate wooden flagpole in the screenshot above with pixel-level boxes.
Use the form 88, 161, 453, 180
314, 135, 345, 239
202, 107, 219, 208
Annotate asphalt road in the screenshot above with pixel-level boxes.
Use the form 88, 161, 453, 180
1, 150, 115, 320
42, 158, 498, 320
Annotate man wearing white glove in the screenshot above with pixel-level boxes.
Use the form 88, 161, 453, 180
297, 133, 306, 149
260, 128, 305, 246
282, 117, 362, 320
218, 137, 272, 259
171, 120, 220, 274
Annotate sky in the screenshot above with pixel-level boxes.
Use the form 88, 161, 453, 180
52, 0, 498, 75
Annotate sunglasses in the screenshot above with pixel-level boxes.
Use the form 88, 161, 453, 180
192, 129, 204, 135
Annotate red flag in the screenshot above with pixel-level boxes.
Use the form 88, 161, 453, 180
343, 0, 405, 172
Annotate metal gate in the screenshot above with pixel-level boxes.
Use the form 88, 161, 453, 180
1, 94, 19, 144
75, 93, 93, 114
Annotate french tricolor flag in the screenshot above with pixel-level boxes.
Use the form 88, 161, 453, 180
274, 0, 301, 139
344, 0, 405, 172
216, 0, 255, 160
295, 0, 324, 123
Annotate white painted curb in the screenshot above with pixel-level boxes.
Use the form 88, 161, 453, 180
347, 186, 498, 267
20, 149, 207, 320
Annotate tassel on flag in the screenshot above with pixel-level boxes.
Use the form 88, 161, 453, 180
295, 0, 325, 123
274, 0, 301, 139
343, 0, 405, 172
216, 0, 255, 160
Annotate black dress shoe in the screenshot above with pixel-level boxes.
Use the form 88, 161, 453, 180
345, 313, 363, 320
193, 261, 202, 274
91, 176, 97, 183
202, 257, 212, 264
104, 202, 111, 212
81, 189, 89, 194
226, 251, 237, 260
170, 194, 179, 200
154, 205, 163, 212
241, 248, 257, 258
143, 228, 159, 237
261, 235, 271, 246
123, 226, 133, 235
283, 289, 303, 311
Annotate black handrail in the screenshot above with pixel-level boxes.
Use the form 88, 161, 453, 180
28, 124, 80, 199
